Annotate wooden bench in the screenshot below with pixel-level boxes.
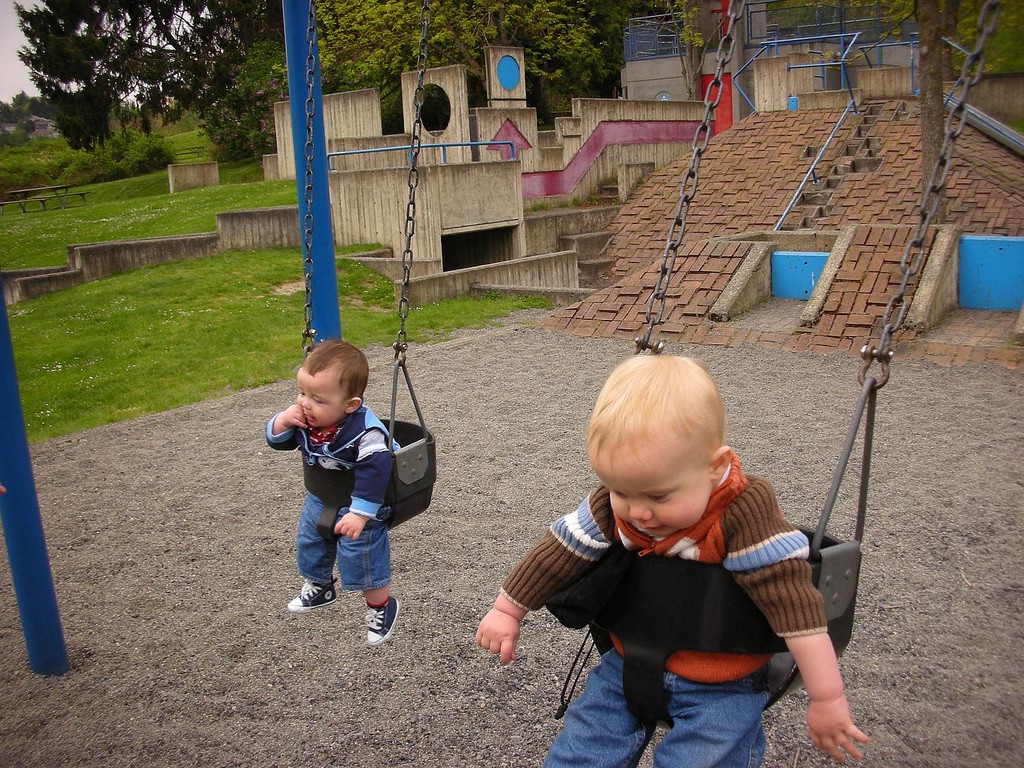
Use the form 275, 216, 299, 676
1, 187, 89, 213
176, 146, 206, 160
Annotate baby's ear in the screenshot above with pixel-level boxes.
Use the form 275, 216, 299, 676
344, 396, 363, 414
710, 445, 733, 480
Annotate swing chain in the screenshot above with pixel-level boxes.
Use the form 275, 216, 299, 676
300, 0, 319, 357
860, 0, 1000, 386
395, 0, 432, 361
635, 0, 746, 355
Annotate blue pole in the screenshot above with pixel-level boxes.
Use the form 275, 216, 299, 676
0, 279, 68, 676
282, 0, 342, 342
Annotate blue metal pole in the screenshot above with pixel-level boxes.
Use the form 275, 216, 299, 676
282, 0, 341, 342
0, 279, 68, 676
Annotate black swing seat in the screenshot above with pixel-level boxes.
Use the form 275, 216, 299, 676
546, 531, 861, 723
303, 420, 436, 537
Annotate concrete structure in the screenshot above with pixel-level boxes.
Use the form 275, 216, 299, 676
258, 48, 709, 309
167, 162, 219, 194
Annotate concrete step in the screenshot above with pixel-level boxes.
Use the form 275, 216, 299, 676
852, 156, 884, 173
800, 190, 832, 206
559, 231, 613, 260
578, 256, 617, 290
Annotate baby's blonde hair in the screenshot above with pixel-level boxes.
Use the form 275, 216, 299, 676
587, 355, 725, 460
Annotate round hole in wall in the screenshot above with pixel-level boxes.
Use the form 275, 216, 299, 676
655, 91, 672, 101
419, 83, 451, 134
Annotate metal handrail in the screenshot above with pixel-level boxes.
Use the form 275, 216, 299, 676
946, 96, 1024, 158
734, 31, 863, 112
328, 140, 516, 165
774, 98, 857, 231
782, 31, 861, 103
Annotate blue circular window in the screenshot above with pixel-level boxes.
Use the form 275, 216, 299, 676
496, 55, 521, 91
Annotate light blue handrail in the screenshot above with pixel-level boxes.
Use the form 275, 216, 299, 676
774, 98, 858, 231
946, 97, 1024, 158
782, 31, 861, 104
328, 141, 516, 165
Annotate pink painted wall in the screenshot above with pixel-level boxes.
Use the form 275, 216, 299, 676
520, 120, 701, 199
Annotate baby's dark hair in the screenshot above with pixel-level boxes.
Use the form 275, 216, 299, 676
301, 340, 369, 399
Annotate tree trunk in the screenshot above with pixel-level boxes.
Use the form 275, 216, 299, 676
918, 0, 947, 223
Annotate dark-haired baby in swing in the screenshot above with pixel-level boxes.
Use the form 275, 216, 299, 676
267, 339, 399, 646
476, 354, 869, 766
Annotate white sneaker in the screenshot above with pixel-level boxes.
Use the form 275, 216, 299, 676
366, 597, 400, 645
287, 579, 338, 613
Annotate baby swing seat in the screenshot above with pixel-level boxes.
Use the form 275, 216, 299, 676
304, 419, 436, 537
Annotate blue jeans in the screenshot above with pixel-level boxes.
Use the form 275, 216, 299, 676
544, 650, 769, 768
295, 493, 391, 592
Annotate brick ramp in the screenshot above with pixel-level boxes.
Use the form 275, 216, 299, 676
540, 100, 1024, 370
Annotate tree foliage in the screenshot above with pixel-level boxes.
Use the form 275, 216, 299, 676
16, 1, 284, 151
316, 0, 646, 126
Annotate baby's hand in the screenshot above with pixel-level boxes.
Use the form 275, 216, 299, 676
275, 404, 307, 431
806, 694, 870, 763
476, 606, 522, 665
334, 511, 368, 540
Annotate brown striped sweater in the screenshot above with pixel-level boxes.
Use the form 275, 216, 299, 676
501, 458, 827, 683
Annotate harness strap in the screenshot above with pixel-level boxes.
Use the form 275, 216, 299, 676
303, 461, 356, 539
593, 552, 786, 723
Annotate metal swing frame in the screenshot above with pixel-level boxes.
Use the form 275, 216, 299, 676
290, 0, 436, 532
548, 0, 1002, 723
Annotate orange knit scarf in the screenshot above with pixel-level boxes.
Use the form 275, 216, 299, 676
615, 453, 746, 564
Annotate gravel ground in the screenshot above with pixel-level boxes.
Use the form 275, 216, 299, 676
2, 313, 1022, 767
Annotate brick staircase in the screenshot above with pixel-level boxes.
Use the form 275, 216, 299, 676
540, 99, 1024, 369
778, 102, 888, 231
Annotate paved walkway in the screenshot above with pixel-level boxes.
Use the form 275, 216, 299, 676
547, 298, 1023, 372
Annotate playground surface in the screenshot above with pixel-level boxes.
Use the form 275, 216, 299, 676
1, 312, 1022, 767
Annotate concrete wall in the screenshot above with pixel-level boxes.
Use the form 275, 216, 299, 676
331, 166, 430, 261
906, 225, 961, 332
793, 89, 861, 110
523, 206, 619, 256
753, 53, 818, 112
573, 98, 705, 143
330, 161, 525, 271
404, 251, 578, 307
401, 64, 472, 165
858, 67, 914, 101
168, 162, 219, 193
68, 234, 220, 283
472, 107, 542, 171
217, 206, 299, 251
967, 73, 1024, 124
484, 46, 527, 107
621, 56, 693, 102
274, 88, 386, 180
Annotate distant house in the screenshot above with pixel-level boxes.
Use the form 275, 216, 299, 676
0, 115, 59, 138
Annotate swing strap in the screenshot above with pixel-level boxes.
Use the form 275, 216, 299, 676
547, 535, 861, 723
304, 461, 357, 539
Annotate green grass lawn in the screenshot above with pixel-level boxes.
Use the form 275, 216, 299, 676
7, 248, 550, 442
1, 163, 294, 271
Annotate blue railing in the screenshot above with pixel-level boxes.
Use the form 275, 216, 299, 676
734, 32, 861, 112
623, 13, 683, 62
774, 99, 858, 231
328, 140, 516, 165
745, 1, 895, 45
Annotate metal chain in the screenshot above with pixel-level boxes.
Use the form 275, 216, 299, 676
301, 0, 318, 356
636, 0, 746, 354
394, 0, 432, 364
860, 0, 1000, 386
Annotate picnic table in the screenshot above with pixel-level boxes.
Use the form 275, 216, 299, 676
1, 184, 89, 214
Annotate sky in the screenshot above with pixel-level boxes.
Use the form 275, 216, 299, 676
1, 0, 42, 102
